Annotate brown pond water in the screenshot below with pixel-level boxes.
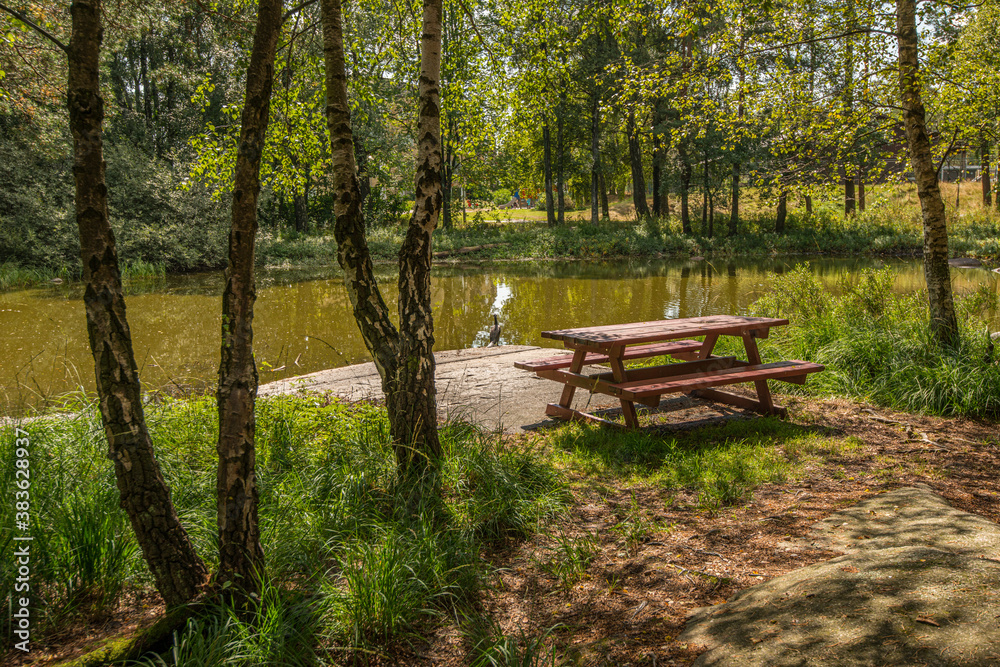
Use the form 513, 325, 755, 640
1, 257, 996, 415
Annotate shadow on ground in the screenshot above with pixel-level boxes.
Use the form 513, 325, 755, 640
680, 486, 1000, 666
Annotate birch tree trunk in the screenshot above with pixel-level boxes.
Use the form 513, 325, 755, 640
543, 120, 555, 226
982, 141, 992, 208
896, 0, 958, 346
392, 0, 444, 481
68, 0, 207, 607
322, 0, 441, 493
321, 0, 400, 387
216, 0, 282, 601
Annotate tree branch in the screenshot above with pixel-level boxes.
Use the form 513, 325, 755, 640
0, 2, 68, 53
455, 0, 501, 73
283, 0, 318, 23
747, 29, 898, 56
935, 127, 960, 178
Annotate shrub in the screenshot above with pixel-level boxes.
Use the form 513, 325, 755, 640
750, 263, 1000, 417
492, 188, 511, 207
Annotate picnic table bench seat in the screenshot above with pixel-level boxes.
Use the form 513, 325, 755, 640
539, 359, 823, 401
610, 359, 823, 399
513, 339, 702, 372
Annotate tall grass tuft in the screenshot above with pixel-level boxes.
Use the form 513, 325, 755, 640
0, 261, 74, 290
750, 263, 1000, 416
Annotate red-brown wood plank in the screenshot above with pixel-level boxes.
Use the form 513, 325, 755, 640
541, 316, 788, 349
612, 360, 824, 399
513, 340, 703, 372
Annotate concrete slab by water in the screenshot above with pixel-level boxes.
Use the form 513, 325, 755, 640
259, 345, 624, 432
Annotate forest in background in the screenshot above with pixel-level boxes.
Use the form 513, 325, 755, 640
1, 0, 999, 276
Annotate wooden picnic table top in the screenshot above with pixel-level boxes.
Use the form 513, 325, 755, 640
541, 315, 789, 349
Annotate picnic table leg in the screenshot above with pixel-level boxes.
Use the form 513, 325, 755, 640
741, 333, 777, 415
556, 348, 587, 409
698, 333, 719, 359
607, 351, 640, 428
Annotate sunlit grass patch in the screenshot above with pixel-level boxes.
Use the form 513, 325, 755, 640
544, 418, 855, 508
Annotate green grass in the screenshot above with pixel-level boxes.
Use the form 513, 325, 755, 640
747, 264, 1000, 417
257, 202, 1000, 269
547, 417, 858, 508
0, 259, 165, 291
0, 395, 564, 662
0, 261, 73, 290
538, 529, 600, 590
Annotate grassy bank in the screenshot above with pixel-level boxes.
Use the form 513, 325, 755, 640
260, 203, 1000, 268
0, 259, 166, 291
739, 264, 1000, 417
5, 185, 1000, 291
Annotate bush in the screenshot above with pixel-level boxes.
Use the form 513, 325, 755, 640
492, 188, 511, 207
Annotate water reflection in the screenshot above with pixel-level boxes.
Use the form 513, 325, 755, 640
1, 257, 996, 414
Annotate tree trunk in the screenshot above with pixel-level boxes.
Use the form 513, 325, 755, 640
663, 169, 669, 219
216, 0, 282, 602
392, 0, 443, 486
707, 188, 714, 237
323, 0, 441, 491
896, 0, 958, 346
652, 131, 661, 216
858, 176, 865, 212
729, 28, 745, 238
441, 137, 452, 230
729, 162, 739, 236
983, 141, 993, 207
291, 160, 308, 232
843, 167, 856, 216
776, 190, 787, 233
599, 171, 609, 219
680, 146, 692, 234
68, 0, 207, 608
701, 147, 709, 233
805, 195, 812, 215
542, 120, 555, 226
590, 93, 600, 225
321, 0, 400, 398
627, 109, 649, 217
556, 104, 565, 224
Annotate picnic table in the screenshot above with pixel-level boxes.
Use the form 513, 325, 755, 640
514, 315, 823, 428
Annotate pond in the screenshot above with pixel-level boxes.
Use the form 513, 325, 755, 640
1, 257, 996, 415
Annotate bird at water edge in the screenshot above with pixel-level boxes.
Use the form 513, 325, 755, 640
489, 315, 501, 346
